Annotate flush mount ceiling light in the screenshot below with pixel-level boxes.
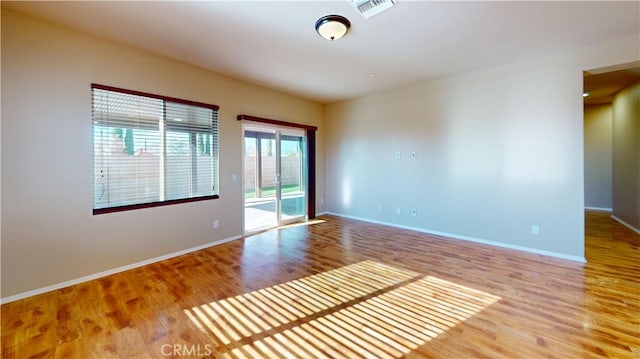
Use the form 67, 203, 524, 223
315, 15, 351, 41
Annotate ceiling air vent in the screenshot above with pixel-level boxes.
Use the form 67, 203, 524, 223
350, 0, 397, 19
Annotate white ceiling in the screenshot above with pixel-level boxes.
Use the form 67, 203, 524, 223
3, 1, 639, 103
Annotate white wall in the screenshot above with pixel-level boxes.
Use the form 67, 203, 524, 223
584, 104, 613, 210
612, 81, 640, 229
1, 9, 325, 299
325, 34, 639, 260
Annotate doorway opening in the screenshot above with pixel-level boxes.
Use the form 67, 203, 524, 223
583, 62, 640, 245
243, 125, 308, 233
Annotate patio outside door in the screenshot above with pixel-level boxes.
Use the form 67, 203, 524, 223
244, 126, 306, 233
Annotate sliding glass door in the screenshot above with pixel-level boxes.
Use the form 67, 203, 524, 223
244, 126, 307, 233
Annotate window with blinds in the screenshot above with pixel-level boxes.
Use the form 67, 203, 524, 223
92, 84, 219, 214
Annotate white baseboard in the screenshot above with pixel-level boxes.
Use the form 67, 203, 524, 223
611, 215, 640, 234
325, 212, 586, 263
1, 235, 242, 304
585, 206, 612, 212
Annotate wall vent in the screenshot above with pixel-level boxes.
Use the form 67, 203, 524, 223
350, 0, 397, 19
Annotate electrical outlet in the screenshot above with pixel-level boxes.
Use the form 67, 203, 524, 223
411, 209, 417, 216
531, 225, 539, 235
213, 220, 219, 229
395, 151, 401, 160
411, 151, 417, 159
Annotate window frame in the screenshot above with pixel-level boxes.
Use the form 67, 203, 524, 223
92, 83, 220, 215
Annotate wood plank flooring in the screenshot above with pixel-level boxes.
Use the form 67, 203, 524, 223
2, 212, 639, 358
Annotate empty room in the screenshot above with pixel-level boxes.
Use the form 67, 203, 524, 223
1, 1, 639, 358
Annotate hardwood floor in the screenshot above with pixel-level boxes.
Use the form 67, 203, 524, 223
2, 212, 639, 358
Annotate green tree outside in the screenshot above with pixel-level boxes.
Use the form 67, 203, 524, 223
124, 128, 134, 155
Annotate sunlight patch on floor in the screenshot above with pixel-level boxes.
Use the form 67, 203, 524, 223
185, 260, 500, 358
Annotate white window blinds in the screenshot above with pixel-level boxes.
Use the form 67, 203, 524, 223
92, 84, 219, 214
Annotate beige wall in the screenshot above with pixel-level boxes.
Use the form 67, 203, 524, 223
584, 104, 613, 210
1, 9, 325, 298
612, 81, 640, 229
325, 34, 639, 260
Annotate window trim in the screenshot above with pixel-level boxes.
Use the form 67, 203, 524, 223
92, 83, 219, 215
93, 196, 219, 215
92, 84, 219, 111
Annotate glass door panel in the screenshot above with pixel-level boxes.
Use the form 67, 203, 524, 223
260, 136, 276, 198
244, 136, 257, 200
244, 131, 277, 232
279, 133, 306, 223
